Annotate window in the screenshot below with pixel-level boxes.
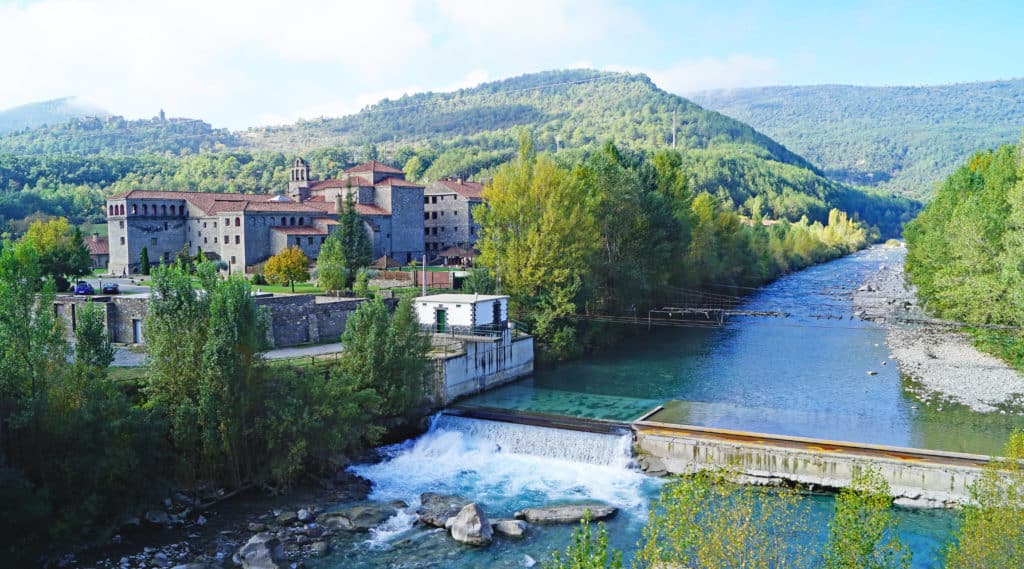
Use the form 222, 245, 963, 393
214, 237, 218, 244
235, 217, 240, 227
161, 205, 167, 215
320, 237, 325, 243
224, 218, 230, 225
281, 217, 286, 225
231, 256, 236, 264
424, 212, 429, 220
143, 204, 148, 215
431, 196, 437, 204
431, 212, 437, 219
454, 211, 458, 215
120, 236, 125, 245
290, 217, 296, 226
441, 211, 445, 216
150, 238, 157, 245
424, 228, 429, 236
214, 221, 218, 228
204, 237, 208, 244
441, 227, 446, 232
170, 205, 176, 216
235, 235, 240, 245
119, 221, 124, 229
423, 197, 429, 204
299, 218, 304, 226
163, 222, 168, 230
308, 237, 313, 245
131, 205, 137, 215
431, 227, 437, 235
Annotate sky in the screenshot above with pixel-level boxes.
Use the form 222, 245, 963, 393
1, 0, 1022, 129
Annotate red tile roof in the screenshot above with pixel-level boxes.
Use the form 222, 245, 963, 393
345, 160, 404, 175
429, 179, 484, 199
86, 235, 108, 255
271, 226, 328, 236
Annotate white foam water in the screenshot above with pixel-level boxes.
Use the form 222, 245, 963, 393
348, 414, 656, 549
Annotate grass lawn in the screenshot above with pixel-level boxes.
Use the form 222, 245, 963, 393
253, 282, 324, 294
79, 222, 108, 238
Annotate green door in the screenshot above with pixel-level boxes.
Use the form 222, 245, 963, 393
436, 308, 447, 333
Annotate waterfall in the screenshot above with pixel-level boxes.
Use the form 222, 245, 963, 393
427, 414, 634, 468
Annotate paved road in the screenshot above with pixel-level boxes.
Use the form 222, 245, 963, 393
76, 276, 150, 295
112, 342, 343, 367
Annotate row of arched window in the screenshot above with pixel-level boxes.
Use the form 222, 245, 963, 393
108, 203, 188, 217
281, 217, 305, 226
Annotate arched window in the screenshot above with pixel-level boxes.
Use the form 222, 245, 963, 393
161, 205, 167, 216
298, 217, 304, 226
281, 217, 286, 226
290, 217, 296, 226
131, 204, 137, 215
143, 204, 148, 215
170, 205, 176, 216
119, 204, 124, 215
235, 217, 240, 227
108, 205, 114, 216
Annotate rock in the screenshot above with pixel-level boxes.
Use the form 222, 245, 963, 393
171, 564, 213, 569
523, 554, 537, 567
276, 511, 298, 526
237, 533, 286, 569
145, 510, 171, 525
316, 504, 399, 531
296, 508, 312, 523
638, 455, 667, 476
247, 522, 267, 532
310, 542, 330, 557
867, 370, 878, 376
514, 503, 617, 524
492, 519, 527, 538
447, 503, 492, 546
418, 492, 471, 528
196, 514, 207, 526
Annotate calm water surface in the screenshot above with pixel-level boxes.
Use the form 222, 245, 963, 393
333, 248, 1018, 568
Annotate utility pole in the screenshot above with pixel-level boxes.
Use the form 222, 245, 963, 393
672, 108, 677, 148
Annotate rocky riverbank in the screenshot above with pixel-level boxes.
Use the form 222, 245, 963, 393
853, 251, 1024, 414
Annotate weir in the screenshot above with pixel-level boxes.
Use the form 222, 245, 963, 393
447, 405, 998, 507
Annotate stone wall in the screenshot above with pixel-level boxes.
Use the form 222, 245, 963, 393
389, 186, 426, 263
434, 332, 534, 403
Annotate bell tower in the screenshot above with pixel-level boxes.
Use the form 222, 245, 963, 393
288, 157, 311, 201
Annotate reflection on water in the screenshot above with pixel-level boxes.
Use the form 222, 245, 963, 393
462, 246, 1024, 455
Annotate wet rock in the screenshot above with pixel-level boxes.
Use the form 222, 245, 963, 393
514, 503, 617, 524
317, 504, 400, 531
867, 370, 878, 376
418, 492, 471, 528
247, 522, 267, 532
638, 455, 667, 476
447, 503, 492, 546
145, 510, 171, 526
310, 542, 330, 557
296, 508, 312, 523
237, 533, 286, 569
332, 471, 373, 502
275, 511, 298, 526
492, 519, 527, 538
171, 564, 214, 569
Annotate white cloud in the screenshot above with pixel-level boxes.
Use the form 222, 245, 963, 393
644, 55, 781, 94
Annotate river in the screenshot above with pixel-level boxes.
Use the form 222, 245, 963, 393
317, 246, 1021, 568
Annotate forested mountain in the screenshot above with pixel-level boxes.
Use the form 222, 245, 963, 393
0, 70, 917, 236
0, 96, 108, 135
691, 79, 1024, 199
0, 113, 241, 156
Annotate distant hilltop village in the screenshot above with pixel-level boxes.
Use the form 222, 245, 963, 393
104, 158, 484, 275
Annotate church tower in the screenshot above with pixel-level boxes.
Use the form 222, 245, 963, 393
288, 157, 311, 201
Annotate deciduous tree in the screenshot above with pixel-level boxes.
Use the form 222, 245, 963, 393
264, 246, 309, 293
824, 468, 911, 569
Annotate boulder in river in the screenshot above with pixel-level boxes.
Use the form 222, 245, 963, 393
317, 503, 401, 531
514, 503, 617, 524
275, 511, 298, 526
418, 492, 471, 528
237, 533, 286, 569
144, 510, 171, 526
447, 503, 493, 546
492, 519, 527, 538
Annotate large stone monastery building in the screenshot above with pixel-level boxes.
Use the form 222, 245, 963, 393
106, 159, 425, 275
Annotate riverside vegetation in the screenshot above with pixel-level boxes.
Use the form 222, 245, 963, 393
0, 246, 431, 564
547, 432, 1024, 568
904, 139, 1024, 372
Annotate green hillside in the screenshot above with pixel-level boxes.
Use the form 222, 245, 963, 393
0, 70, 916, 236
690, 80, 1024, 199
0, 114, 241, 156
0, 96, 109, 135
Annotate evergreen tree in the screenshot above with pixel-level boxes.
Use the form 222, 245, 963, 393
336, 194, 372, 288
139, 246, 150, 276
353, 268, 371, 298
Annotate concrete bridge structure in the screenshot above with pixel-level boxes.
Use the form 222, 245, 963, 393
448, 405, 1001, 508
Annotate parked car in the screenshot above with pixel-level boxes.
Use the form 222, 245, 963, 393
101, 282, 119, 294
74, 281, 95, 295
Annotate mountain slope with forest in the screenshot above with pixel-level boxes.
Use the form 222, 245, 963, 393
0, 96, 109, 135
690, 79, 1024, 199
0, 70, 916, 236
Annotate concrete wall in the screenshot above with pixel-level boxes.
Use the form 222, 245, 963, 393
416, 299, 475, 328
633, 424, 988, 507
436, 332, 534, 403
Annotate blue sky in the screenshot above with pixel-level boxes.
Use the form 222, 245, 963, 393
1, 0, 1021, 129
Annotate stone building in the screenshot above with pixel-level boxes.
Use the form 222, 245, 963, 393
85, 234, 109, 270
423, 178, 484, 259
105, 159, 425, 275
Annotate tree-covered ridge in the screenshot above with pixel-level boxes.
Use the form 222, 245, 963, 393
0, 96, 109, 135
245, 69, 815, 170
904, 141, 1024, 370
691, 80, 1024, 199
0, 114, 241, 156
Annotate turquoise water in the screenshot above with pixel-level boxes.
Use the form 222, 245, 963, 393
323, 416, 958, 568
462, 247, 1024, 455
